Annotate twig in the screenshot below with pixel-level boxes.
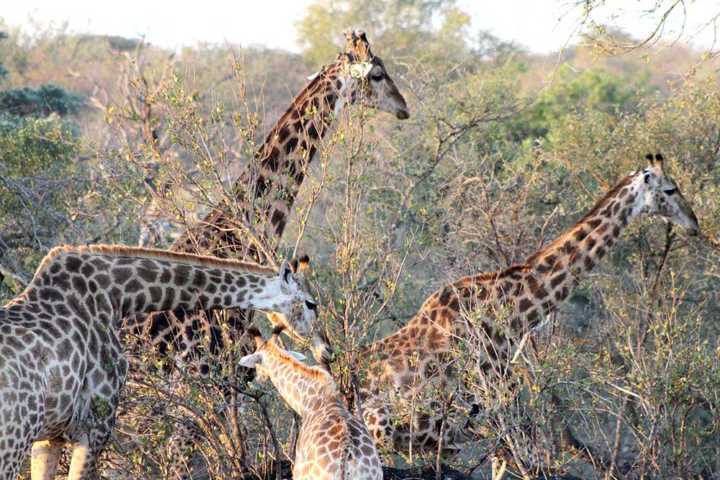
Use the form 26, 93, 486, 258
606, 395, 628, 479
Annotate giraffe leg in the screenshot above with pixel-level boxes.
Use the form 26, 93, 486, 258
30, 438, 65, 480
66, 343, 127, 480
165, 418, 204, 480
67, 433, 95, 480
361, 400, 396, 454
65, 406, 120, 480
0, 448, 25, 480
0, 395, 36, 479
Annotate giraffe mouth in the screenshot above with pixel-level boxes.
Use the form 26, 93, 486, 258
396, 109, 410, 120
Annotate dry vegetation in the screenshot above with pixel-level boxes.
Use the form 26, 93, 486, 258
1, 1, 719, 479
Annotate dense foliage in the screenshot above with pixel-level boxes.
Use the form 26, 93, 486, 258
1, 1, 718, 478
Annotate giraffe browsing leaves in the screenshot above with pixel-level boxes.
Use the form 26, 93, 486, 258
125, 30, 410, 375
132, 30, 409, 480
355, 153, 700, 455
240, 327, 383, 480
0, 244, 317, 480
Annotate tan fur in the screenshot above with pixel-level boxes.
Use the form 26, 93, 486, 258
263, 338, 335, 384
243, 329, 382, 480
526, 175, 635, 265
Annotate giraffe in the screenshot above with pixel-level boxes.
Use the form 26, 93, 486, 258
124, 29, 410, 373
0, 244, 318, 480
121, 30, 408, 478
355, 153, 700, 455
239, 326, 383, 480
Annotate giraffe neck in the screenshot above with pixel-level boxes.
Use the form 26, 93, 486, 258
171, 63, 350, 259
243, 63, 349, 239
15, 245, 281, 321
524, 172, 644, 314
262, 343, 336, 418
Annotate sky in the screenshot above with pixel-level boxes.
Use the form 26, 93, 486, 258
1, 0, 719, 54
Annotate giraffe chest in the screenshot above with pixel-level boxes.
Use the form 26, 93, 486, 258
0, 305, 126, 441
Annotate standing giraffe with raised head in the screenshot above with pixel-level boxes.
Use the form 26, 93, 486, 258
124, 29, 409, 373
356, 154, 699, 454
122, 30, 408, 478
0, 244, 317, 480
240, 327, 383, 480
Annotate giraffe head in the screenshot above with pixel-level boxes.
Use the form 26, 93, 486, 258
260, 256, 319, 341
238, 326, 309, 382
239, 326, 338, 419
633, 153, 700, 235
335, 30, 409, 120
264, 256, 333, 365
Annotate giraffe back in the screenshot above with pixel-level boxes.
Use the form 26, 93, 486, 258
294, 398, 382, 480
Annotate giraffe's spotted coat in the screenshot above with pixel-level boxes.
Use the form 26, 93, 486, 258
240, 328, 382, 480
128, 31, 408, 479
0, 245, 316, 480
356, 155, 699, 455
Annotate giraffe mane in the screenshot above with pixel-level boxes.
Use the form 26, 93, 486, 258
35, 244, 277, 277
525, 173, 635, 265
257, 62, 343, 158
264, 338, 335, 383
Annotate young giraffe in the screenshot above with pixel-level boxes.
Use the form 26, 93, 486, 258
240, 327, 383, 480
0, 244, 317, 480
357, 154, 700, 454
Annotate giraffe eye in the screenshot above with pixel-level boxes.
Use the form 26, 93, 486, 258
370, 71, 384, 81
664, 188, 677, 195
305, 300, 317, 311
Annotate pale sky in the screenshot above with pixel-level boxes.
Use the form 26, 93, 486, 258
2, 0, 719, 54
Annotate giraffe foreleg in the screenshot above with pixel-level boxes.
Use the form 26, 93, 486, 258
361, 399, 395, 454
165, 418, 204, 480
66, 419, 116, 480
0, 385, 37, 480
30, 438, 64, 480
67, 433, 93, 480
67, 354, 125, 479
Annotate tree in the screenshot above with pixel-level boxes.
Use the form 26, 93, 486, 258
567, 0, 720, 57
296, 0, 473, 67
0, 31, 84, 295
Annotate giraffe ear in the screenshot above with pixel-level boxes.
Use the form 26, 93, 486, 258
349, 62, 373, 79
288, 351, 307, 362
247, 326, 264, 348
654, 153, 665, 172
239, 352, 263, 369
295, 254, 310, 273
287, 255, 311, 274
279, 260, 293, 283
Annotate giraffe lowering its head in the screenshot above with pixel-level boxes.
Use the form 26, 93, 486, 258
0, 244, 318, 480
240, 327, 383, 480
356, 153, 699, 455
